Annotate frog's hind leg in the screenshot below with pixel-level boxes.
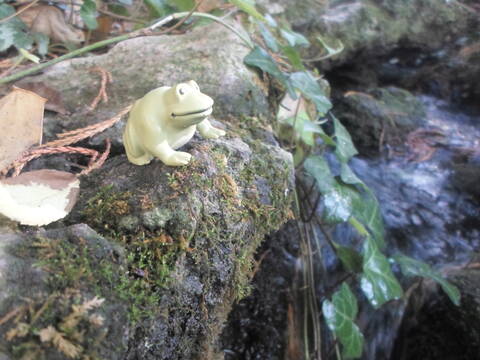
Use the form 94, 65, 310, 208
123, 127, 153, 165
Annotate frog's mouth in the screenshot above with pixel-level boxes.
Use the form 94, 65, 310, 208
171, 106, 212, 118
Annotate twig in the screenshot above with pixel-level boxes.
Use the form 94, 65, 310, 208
0, 0, 40, 24
81, 139, 111, 175
54, 104, 132, 143
87, 67, 112, 111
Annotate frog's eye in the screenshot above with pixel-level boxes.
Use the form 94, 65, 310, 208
177, 86, 186, 96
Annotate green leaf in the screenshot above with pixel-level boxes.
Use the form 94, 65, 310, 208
303, 155, 335, 194
350, 190, 385, 249
303, 156, 354, 223
0, 3, 31, 52
334, 116, 358, 163
361, 238, 403, 308
323, 185, 353, 223
258, 23, 279, 52
265, 14, 277, 27
80, 0, 98, 30
244, 46, 295, 97
317, 35, 344, 60
229, 0, 265, 21
280, 28, 309, 47
289, 71, 332, 115
33, 33, 49, 56
333, 242, 363, 273
323, 283, 364, 358
281, 45, 304, 70
144, 0, 169, 17
392, 254, 461, 306
340, 163, 364, 186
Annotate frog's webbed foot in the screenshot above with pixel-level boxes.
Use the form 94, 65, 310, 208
165, 151, 192, 166
198, 119, 226, 139
202, 126, 226, 139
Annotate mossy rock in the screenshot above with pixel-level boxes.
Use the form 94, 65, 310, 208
334, 86, 425, 155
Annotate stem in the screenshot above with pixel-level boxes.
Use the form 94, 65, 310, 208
0, 33, 131, 84
149, 11, 253, 48
0, 11, 253, 85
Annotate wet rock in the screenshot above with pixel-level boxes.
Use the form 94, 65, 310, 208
393, 266, 480, 360
334, 86, 425, 155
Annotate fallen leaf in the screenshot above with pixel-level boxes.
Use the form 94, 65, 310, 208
18, 5, 85, 44
17, 82, 69, 115
0, 169, 80, 226
0, 87, 46, 171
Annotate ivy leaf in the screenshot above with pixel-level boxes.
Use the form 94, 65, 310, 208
304, 156, 353, 223
244, 46, 295, 97
323, 185, 353, 223
350, 189, 385, 249
280, 28, 309, 47
0, 3, 31, 51
289, 71, 332, 115
334, 116, 358, 163
265, 13, 277, 27
333, 242, 363, 273
144, 0, 169, 17
258, 23, 279, 52
392, 254, 461, 306
340, 163, 364, 186
361, 238, 403, 308
281, 45, 305, 70
323, 283, 364, 358
303, 155, 335, 194
229, 0, 265, 21
80, 0, 98, 30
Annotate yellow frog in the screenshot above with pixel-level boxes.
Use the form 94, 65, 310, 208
123, 80, 226, 166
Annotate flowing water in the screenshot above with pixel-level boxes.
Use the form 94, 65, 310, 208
337, 95, 480, 359
222, 95, 480, 359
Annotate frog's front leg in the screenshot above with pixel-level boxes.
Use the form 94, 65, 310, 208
151, 140, 192, 166
198, 119, 226, 139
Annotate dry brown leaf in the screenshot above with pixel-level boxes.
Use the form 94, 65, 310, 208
0, 169, 80, 226
18, 5, 85, 44
0, 87, 46, 171
17, 82, 69, 115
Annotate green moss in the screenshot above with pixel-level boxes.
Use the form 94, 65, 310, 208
82, 185, 133, 233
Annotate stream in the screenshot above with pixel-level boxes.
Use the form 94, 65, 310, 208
222, 94, 480, 359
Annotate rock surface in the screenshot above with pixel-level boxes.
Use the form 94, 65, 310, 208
0, 21, 294, 360
334, 86, 426, 155
15, 22, 270, 151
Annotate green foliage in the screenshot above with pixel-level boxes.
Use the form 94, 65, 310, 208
393, 254, 461, 305
239, 10, 462, 357
0, 3, 32, 51
244, 45, 295, 97
228, 0, 265, 21
80, 0, 99, 30
323, 283, 364, 358
361, 238, 403, 308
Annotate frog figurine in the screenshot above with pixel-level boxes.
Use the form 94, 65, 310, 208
123, 80, 226, 166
